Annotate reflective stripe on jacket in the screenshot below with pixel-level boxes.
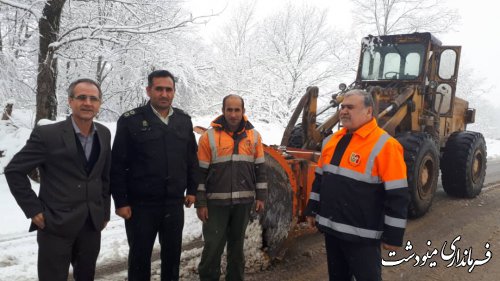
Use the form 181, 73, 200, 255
196, 115, 267, 207
305, 118, 409, 246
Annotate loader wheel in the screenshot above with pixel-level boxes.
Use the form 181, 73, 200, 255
288, 124, 305, 148
260, 151, 293, 258
396, 132, 439, 218
441, 131, 487, 198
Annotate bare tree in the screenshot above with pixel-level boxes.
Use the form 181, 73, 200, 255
53, 0, 220, 119
1, 0, 216, 124
0, 2, 37, 111
455, 64, 498, 138
211, 0, 259, 101
255, 3, 352, 122
211, 2, 354, 123
0, 21, 3, 53
351, 0, 460, 35
218, 0, 256, 58
35, 0, 66, 123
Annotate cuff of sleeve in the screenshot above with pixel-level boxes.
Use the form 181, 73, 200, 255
304, 200, 320, 217
113, 197, 129, 209
187, 187, 197, 196
26, 206, 44, 220
195, 192, 207, 208
382, 225, 405, 247
256, 189, 267, 202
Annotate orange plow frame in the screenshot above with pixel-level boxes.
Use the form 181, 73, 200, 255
264, 146, 319, 224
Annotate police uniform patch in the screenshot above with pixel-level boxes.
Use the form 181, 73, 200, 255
141, 120, 150, 131
349, 152, 361, 166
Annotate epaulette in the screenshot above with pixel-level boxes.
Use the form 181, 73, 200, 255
122, 109, 137, 118
122, 106, 145, 118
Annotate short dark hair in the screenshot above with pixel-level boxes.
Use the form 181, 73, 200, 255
345, 89, 374, 108
222, 94, 245, 110
67, 78, 102, 98
148, 70, 176, 89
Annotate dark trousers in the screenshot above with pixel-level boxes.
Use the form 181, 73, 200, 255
37, 216, 101, 281
198, 203, 252, 281
324, 233, 381, 281
125, 203, 184, 281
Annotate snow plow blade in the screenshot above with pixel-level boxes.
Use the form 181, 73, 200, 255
259, 146, 319, 259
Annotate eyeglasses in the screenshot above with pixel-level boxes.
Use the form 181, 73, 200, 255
71, 95, 101, 103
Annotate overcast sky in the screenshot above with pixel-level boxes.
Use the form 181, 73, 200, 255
441, 1, 498, 86
186, 0, 499, 105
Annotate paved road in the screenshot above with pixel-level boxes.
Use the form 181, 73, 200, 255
94, 159, 500, 280
245, 159, 500, 281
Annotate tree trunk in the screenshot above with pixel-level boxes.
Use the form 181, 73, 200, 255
96, 55, 107, 84
0, 21, 3, 53
2, 103, 13, 120
35, 0, 66, 125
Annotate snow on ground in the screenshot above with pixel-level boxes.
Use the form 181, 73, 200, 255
1, 111, 500, 280
486, 138, 500, 159
0, 113, 280, 280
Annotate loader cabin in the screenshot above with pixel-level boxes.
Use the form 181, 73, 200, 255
353, 32, 472, 142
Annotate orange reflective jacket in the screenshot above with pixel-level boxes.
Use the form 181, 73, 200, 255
305, 118, 410, 246
196, 115, 267, 207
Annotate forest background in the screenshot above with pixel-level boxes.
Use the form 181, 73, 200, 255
0, 0, 499, 138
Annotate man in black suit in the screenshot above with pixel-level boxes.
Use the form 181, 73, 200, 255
5, 78, 111, 281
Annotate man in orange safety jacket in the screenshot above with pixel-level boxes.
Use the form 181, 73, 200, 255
196, 94, 267, 281
305, 89, 410, 281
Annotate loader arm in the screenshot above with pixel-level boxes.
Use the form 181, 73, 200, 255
376, 86, 416, 135
302, 87, 320, 149
281, 88, 314, 146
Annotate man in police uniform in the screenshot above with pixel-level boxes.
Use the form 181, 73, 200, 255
305, 89, 410, 281
110, 70, 198, 281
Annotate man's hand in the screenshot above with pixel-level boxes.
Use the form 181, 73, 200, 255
382, 242, 400, 252
32, 212, 45, 229
306, 216, 316, 229
184, 195, 196, 208
197, 207, 208, 223
115, 206, 132, 220
255, 200, 265, 213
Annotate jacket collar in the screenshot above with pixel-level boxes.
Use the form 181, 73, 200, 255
143, 101, 174, 127
210, 114, 254, 134
70, 115, 97, 137
339, 118, 378, 139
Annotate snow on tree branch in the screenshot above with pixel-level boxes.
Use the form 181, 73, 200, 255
59, 14, 212, 37
351, 0, 460, 35
48, 35, 121, 49
0, 0, 42, 18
